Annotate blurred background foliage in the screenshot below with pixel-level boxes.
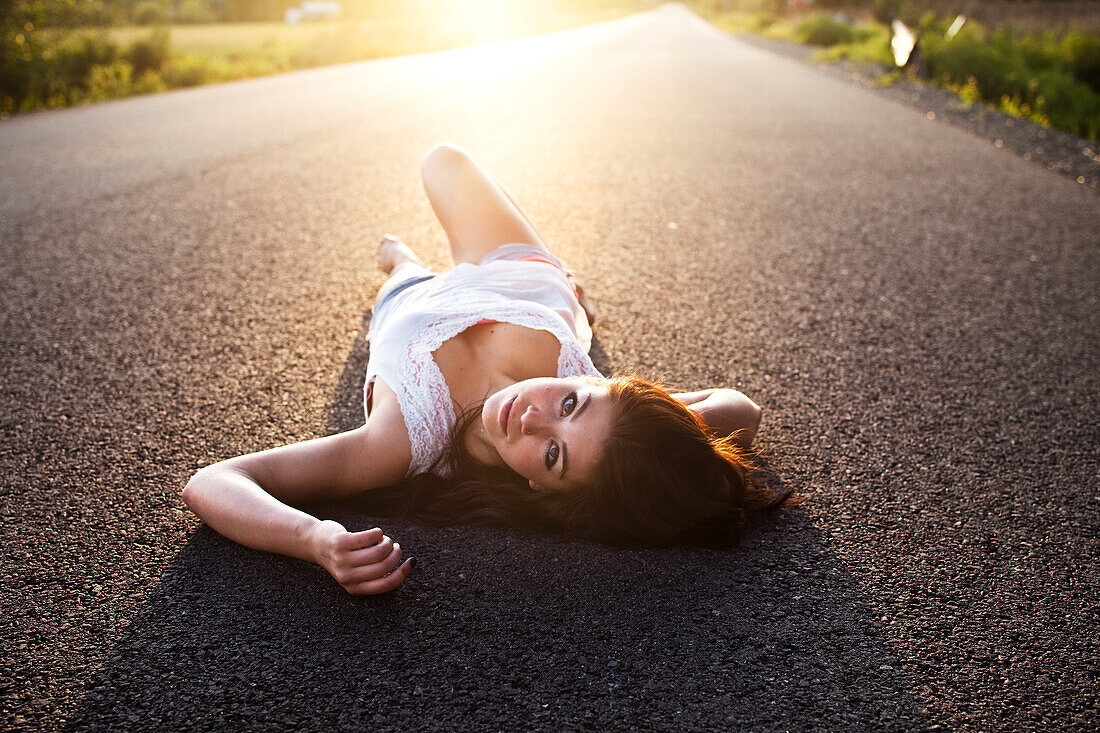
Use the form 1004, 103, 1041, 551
706, 0, 1100, 140
918, 15, 1100, 138
1, 0, 664, 114
2, 0, 1098, 139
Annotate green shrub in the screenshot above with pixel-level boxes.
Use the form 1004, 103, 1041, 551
872, 0, 899, 25
850, 25, 879, 44
126, 28, 170, 76
1007, 31, 1057, 76
1, 25, 174, 112
161, 53, 213, 87
915, 10, 945, 37
134, 1, 168, 26
1030, 68, 1100, 137
820, 24, 892, 66
133, 69, 167, 95
924, 32, 1022, 101
749, 13, 778, 33
796, 13, 854, 46
1061, 31, 1100, 92
80, 60, 132, 102
923, 21, 1100, 141
177, 0, 216, 24
56, 31, 119, 87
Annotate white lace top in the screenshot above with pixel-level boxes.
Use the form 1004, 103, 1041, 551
365, 258, 600, 477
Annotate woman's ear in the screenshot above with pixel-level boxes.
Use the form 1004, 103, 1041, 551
529, 479, 545, 492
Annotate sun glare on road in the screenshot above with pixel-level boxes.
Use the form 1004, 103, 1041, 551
391, 0, 592, 85
442, 0, 543, 41
403, 0, 573, 47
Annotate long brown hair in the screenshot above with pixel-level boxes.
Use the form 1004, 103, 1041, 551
358, 376, 794, 546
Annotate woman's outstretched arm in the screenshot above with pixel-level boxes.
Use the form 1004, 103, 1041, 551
182, 408, 416, 595
672, 389, 763, 449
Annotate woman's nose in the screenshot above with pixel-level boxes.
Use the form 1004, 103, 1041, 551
520, 405, 546, 436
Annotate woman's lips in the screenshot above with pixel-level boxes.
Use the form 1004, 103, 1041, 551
499, 396, 516, 435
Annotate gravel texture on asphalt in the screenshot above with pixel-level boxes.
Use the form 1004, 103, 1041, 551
1, 4, 1098, 731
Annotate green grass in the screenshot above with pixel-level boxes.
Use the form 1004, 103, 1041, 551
705, 10, 797, 42
817, 24, 892, 66
795, 13, 856, 46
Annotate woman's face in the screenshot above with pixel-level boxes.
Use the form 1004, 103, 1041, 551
481, 377, 613, 492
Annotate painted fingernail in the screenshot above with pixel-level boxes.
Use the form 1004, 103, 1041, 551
408, 557, 418, 570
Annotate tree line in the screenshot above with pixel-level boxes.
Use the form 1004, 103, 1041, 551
1, 0, 300, 27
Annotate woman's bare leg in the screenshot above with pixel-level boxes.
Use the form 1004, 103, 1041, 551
419, 142, 595, 323
420, 142, 549, 264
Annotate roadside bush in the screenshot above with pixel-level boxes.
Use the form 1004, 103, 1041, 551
161, 53, 213, 87
796, 13, 854, 46
1061, 32, 1100, 92
1009, 31, 1060, 76
79, 60, 132, 102
133, 1, 168, 25
126, 28, 171, 76
821, 24, 892, 65
917, 11, 951, 38
923, 22, 1100, 140
1030, 68, 1100, 138
1060, 33, 1097, 92
871, 0, 899, 25
753, 14, 778, 32
56, 31, 119, 87
177, 0, 216, 24
132, 69, 167, 95
2, 36, 39, 113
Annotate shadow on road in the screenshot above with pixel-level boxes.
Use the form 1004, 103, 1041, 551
65, 312, 930, 730
325, 309, 374, 437
65, 525, 931, 729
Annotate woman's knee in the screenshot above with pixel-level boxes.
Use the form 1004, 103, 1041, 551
421, 142, 474, 183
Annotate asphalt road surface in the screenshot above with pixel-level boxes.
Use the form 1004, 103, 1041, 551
2, 4, 1098, 730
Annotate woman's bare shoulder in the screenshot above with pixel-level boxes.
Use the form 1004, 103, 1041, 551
363, 377, 413, 475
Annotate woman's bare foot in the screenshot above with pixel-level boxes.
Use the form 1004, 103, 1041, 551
377, 234, 424, 275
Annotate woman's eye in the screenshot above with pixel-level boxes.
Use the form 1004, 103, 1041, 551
545, 441, 559, 470
561, 392, 578, 416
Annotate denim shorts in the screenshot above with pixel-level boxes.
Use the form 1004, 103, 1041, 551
374, 273, 436, 314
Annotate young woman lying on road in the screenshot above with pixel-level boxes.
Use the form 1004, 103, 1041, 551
183, 143, 794, 595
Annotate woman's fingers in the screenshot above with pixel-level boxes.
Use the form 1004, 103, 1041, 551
335, 527, 384, 551
344, 535, 394, 566
347, 556, 417, 596
340, 541, 403, 585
